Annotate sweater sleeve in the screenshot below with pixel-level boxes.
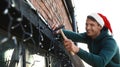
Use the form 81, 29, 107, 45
77, 38, 118, 67
62, 29, 87, 43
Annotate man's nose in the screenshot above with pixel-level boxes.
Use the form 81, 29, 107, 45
86, 25, 91, 30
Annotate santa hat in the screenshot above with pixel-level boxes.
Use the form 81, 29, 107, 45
89, 13, 113, 34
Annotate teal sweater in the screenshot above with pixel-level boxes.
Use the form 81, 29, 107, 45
63, 29, 120, 67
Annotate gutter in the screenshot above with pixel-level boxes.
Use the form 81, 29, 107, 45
62, 0, 78, 32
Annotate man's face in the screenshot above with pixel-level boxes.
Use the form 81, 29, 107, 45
85, 18, 102, 39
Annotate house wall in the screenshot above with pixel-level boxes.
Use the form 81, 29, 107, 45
30, 0, 73, 30
0, 0, 84, 67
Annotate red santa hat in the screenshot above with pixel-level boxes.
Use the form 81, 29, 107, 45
89, 13, 113, 34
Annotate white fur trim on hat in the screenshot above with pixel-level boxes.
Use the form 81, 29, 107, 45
89, 13, 104, 27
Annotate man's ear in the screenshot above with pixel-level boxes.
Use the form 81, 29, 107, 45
98, 25, 103, 30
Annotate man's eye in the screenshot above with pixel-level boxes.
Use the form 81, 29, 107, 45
90, 24, 94, 26
86, 23, 88, 26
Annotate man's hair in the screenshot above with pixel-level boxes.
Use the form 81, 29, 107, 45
87, 15, 98, 22
87, 16, 101, 26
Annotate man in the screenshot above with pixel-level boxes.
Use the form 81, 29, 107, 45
52, 13, 120, 67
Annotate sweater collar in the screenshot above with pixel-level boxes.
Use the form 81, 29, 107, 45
93, 30, 109, 42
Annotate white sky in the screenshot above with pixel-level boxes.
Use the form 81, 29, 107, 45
74, 0, 120, 67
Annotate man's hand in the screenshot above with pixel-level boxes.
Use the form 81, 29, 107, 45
52, 23, 60, 34
52, 23, 80, 54
64, 38, 80, 54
